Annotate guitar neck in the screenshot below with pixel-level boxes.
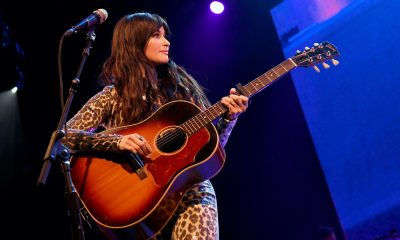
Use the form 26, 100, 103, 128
180, 58, 297, 136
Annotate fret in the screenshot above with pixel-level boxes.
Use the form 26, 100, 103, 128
196, 114, 206, 126
181, 124, 191, 135
201, 112, 210, 123
264, 72, 274, 83
180, 56, 300, 136
270, 69, 279, 79
191, 116, 201, 130
283, 60, 293, 70
207, 107, 217, 119
197, 114, 206, 125
200, 112, 209, 122
213, 104, 225, 116
217, 103, 227, 115
281, 63, 288, 71
274, 66, 286, 75
248, 81, 259, 94
185, 121, 195, 135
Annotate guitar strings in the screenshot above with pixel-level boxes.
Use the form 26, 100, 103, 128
156, 112, 214, 149
156, 127, 186, 149
157, 53, 330, 150
156, 103, 226, 149
156, 115, 205, 149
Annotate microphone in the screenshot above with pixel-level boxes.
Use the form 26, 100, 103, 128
64, 9, 108, 36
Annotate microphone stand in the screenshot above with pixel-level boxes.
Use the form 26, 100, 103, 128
37, 28, 97, 240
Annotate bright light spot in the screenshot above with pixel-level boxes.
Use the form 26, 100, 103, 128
210, 1, 224, 14
11, 87, 18, 93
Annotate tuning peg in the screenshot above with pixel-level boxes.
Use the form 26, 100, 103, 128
296, 50, 301, 54
331, 59, 339, 66
304, 46, 310, 50
313, 65, 320, 73
313, 43, 320, 47
322, 62, 330, 69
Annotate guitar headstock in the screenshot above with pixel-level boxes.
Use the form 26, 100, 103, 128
292, 41, 340, 72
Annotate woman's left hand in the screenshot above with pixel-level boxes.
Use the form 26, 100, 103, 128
221, 88, 249, 121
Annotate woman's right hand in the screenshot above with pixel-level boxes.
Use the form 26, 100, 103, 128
118, 133, 153, 158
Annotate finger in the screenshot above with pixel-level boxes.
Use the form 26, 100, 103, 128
125, 135, 146, 155
241, 96, 249, 108
130, 141, 145, 156
221, 97, 231, 108
144, 142, 153, 157
229, 98, 242, 111
134, 133, 145, 142
225, 95, 238, 106
137, 137, 151, 156
131, 143, 145, 156
133, 134, 153, 156
234, 96, 248, 109
119, 137, 133, 151
118, 140, 129, 152
231, 94, 248, 109
120, 140, 139, 154
222, 98, 238, 114
128, 134, 146, 147
128, 135, 141, 145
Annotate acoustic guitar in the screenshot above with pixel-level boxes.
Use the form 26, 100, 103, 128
70, 41, 339, 239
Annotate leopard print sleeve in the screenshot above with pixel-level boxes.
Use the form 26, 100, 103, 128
216, 117, 237, 147
63, 86, 122, 153
195, 99, 237, 148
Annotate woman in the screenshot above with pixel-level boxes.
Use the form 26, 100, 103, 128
64, 12, 248, 240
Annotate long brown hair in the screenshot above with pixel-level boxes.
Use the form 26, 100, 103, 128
100, 12, 210, 124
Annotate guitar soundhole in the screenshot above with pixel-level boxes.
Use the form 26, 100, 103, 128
156, 127, 187, 153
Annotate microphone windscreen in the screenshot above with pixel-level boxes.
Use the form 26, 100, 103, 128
94, 9, 108, 24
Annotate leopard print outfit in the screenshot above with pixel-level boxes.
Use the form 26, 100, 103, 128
64, 85, 237, 240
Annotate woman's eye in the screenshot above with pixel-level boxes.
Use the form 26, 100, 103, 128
152, 32, 161, 38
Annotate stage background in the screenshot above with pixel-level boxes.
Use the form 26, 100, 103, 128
1, 0, 398, 239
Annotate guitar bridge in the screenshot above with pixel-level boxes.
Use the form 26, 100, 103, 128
136, 168, 147, 180
128, 153, 148, 180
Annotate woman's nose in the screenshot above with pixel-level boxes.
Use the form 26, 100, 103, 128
163, 37, 170, 46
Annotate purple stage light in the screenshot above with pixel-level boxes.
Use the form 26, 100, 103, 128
210, 1, 224, 14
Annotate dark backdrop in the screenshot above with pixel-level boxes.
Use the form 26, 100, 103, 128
0, 1, 343, 239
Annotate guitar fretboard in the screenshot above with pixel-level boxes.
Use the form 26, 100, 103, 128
181, 58, 297, 135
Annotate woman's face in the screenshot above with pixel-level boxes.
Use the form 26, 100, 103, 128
144, 26, 170, 65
